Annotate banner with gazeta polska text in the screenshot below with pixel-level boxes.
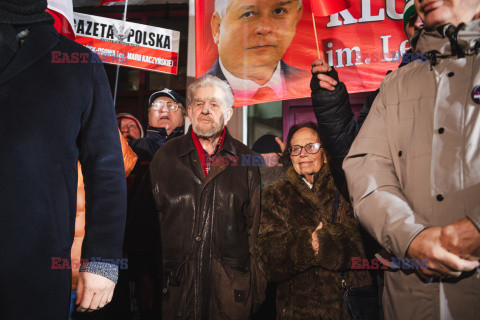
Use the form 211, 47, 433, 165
195, 0, 409, 107
74, 12, 180, 74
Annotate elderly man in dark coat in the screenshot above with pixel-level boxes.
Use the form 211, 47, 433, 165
127, 75, 265, 319
0, 1, 127, 319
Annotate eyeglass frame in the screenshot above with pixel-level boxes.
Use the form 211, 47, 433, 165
288, 142, 323, 156
150, 100, 181, 112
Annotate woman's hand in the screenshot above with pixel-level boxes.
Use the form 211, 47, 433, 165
311, 222, 324, 254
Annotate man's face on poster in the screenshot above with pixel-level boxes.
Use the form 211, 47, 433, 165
211, 0, 303, 81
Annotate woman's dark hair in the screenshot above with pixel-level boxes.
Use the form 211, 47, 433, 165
279, 122, 324, 167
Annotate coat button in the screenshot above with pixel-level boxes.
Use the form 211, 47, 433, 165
195, 236, 202, 242
398, 151, 403, 157
436, 194, 444, 201
438, 127, 445, 134
447, 72, 455, 77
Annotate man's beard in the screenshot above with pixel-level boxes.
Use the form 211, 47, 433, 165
193, 114, 225, 139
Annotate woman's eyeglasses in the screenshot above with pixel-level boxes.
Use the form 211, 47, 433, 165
288, 142, 323, 156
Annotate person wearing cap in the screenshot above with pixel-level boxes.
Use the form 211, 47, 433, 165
403, 0, 424, 48
0, 0, 127, 318
128, 88, 186, 194
117, 113, 144, 142
251, 134, 286, 187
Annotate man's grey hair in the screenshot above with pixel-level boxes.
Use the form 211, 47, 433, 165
187, 75, 234, 110
215, 0, 302, 18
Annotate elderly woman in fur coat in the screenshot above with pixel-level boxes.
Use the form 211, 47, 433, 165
255, 122, 378, 320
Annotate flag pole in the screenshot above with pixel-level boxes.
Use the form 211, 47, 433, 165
113, 0, 129, 108
312, 12, 321, 59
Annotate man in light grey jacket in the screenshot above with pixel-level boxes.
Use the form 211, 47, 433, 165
343, 0, 480, 319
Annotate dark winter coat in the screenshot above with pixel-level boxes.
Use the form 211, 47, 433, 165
130, 125, 184, 164
127, 127, 265, 320
255, 166, 374, 319
0, 24, 126, 319
128, 125, 184, 196
310, 68, 377, 196
310, 52, 414, 189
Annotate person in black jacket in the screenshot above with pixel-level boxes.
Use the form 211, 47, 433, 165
310, 2, 424, 182
0, 1, 127, 318
128, 88, 185, 196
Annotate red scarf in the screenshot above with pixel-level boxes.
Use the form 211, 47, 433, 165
191, 129, 226, 176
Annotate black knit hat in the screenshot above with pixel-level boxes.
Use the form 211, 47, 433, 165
0, 0, 52, 25
0, 0, 53, 72
252, 134, 282, 154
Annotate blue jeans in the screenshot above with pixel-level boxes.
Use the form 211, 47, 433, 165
69, 290, 77, 320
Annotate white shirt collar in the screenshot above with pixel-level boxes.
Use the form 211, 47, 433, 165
219, 58, 286, 99
302, 177, 313, 189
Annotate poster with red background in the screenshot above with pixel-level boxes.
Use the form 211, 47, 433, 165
195, 0, 409, 107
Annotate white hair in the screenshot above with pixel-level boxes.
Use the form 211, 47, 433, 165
187, 75, 234, 111
215, 0, 302, 18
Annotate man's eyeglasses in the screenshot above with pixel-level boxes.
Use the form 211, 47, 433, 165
288, 143, 323, 156
121, 124, 138, 132
150, 101, 180, 112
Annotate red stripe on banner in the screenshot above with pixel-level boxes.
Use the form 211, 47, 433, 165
46, 8, 75, 40
97, 0, 125, 7
76, 36, 178, 74
195, 0, 205, 80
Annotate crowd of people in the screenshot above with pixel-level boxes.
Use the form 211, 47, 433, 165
1, 0, 480, 319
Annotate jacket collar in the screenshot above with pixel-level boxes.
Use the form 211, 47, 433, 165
146, 125, 184, 140
285, 164, 337, 213
0, 23, 59, 84
178, 125, 238, 157
415, 19, 480, 57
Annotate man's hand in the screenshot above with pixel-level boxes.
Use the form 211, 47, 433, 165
311, 58, 337, 91
76, 272, 115, 312
407, 227, 479, 279
311, 222, 323, 254
440, 217, 480, 260
275, 137, 286, 153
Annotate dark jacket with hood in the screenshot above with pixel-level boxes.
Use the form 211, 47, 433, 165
0, 20, 126, 320
127, 127, 265, 319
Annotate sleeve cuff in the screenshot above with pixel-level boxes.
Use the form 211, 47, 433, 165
466, 211, 480, 232
402, 226, 428, 259
80, 261, 119, 283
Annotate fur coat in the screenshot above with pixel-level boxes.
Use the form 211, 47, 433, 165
255, 165, 375, 319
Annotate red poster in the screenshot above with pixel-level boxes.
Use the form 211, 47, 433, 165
74, 13, 180, 74
195, 0, 408, 107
